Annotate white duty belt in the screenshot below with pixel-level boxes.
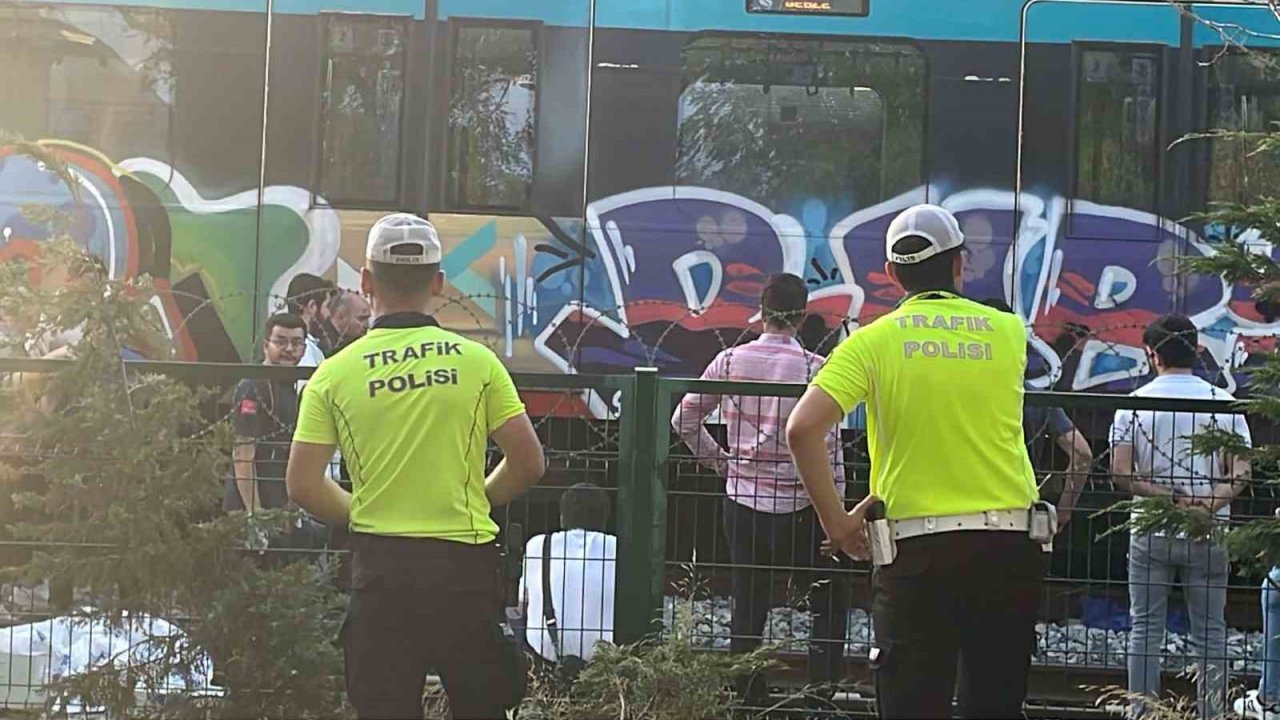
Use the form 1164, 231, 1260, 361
891, 509, 1027, 540
889, 504, 1056, 552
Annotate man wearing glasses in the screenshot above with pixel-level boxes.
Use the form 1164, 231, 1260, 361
227, 313, 308, 513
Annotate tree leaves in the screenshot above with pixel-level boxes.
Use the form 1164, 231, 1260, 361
0, 243, 346, 718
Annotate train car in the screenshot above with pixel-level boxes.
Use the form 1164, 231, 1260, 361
2, 0, 1279, 404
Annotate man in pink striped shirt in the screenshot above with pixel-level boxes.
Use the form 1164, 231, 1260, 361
672, 273, 849, 704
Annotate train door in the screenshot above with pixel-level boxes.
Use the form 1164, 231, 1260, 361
1019, 0, 1191, 395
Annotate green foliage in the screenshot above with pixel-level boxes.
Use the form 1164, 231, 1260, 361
1177, 221, 1280, 288
514, 567, 803, 720
1223, 516, 1280, 577
0, 132, 76, 195
518, 603, 778, 720
1187, 425, 1257, 460
0, 217, 346, 714
1099, 497, 1224, 544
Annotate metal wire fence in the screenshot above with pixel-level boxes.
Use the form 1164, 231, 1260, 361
663, 376, 1274, 717
0, 357, 1273, 717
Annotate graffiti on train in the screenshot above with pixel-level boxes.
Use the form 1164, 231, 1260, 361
1, 142, 1274, 397
0, 141, 339, 362
506, 184, 1274, 399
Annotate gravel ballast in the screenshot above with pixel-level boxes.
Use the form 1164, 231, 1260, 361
662, 597, 1272, 673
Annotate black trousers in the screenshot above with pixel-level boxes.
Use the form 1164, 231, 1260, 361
871, 531, 1046, 719
722, 498, 850, 699
343, 533, 519, 720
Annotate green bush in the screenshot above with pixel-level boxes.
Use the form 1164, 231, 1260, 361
517, 602, 778, 720
0, 146, 347, 717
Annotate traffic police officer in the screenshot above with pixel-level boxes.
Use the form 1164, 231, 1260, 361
785, 204, 1045, 719
286, 213, 545, 720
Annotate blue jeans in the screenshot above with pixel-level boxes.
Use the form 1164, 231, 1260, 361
1262, 568, 1280, 704
1128, 534, 1229, 719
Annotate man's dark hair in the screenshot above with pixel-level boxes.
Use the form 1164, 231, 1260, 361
890, 236, 960, 294
760, 273, 807, 329
798, 314, 827, 353
263, 312, 306, 339
286, 273, 335, 315
559, 482, 611, 532
1143, 314, 1198, 370
979, 297, 1038, 364
369, 259, 440, 299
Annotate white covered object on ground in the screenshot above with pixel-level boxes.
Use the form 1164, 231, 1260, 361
0, 609, 221, 713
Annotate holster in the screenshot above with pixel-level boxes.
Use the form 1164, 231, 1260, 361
866, 501, 896, 567
1029, 500, 1057, 552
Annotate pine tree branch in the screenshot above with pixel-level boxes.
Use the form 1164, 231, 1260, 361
0, 132, 78, 200
1097, 497, 1224, 543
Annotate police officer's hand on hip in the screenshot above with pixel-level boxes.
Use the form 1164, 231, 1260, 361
785, 204, 1047, 720
285, 213, 545, 720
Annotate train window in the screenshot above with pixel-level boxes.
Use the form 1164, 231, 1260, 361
1074, 49, 1160, 211
318, 14, 408, 206
1206, 52, 1280, 205
1, 4, 174, 162
447, 25, 538, 210
677, 37, 925, 212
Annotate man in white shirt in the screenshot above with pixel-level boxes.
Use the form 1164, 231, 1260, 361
1111, 314, 1252, 719
520, 483, 616, 664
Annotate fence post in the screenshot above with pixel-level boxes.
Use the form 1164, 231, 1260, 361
615, 367, 669, 644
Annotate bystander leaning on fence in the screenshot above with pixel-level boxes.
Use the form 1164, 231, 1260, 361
672, 272, 849, 707
285, 213, 545, 720
1111, 313, 1251, 720
786, 204, 1045, 720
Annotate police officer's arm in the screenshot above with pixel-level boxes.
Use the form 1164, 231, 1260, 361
788, 386, 879, 559
486, 414, 544, 507
788, 336, 879, 558
483, 357, 544, 507
287, 377, 353, 524
287, 441, 350, 522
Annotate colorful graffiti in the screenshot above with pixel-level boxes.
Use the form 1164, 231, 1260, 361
2, 140, 1276, 407
0, 141, 338, 362
430, 184, 1279, 405
0, 141, 197, 357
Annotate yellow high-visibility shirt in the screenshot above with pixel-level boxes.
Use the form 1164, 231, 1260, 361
293, 317, 525, 543
812, 292, 1036, 520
